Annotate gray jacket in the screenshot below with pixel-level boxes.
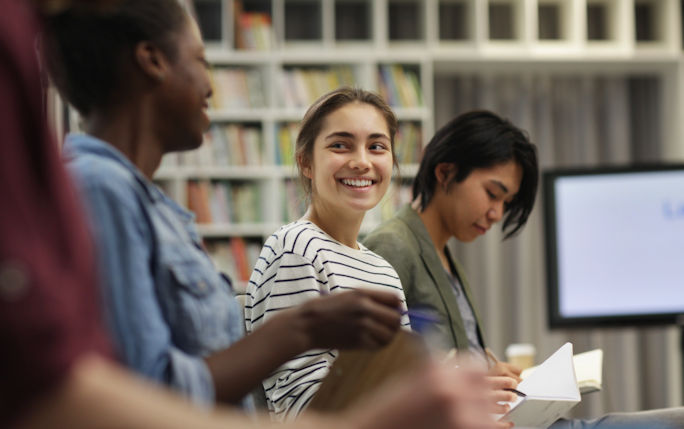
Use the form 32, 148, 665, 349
363, 204, 486, 351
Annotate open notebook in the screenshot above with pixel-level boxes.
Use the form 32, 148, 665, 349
499, 342, 581, 428
521, 348, 603, 395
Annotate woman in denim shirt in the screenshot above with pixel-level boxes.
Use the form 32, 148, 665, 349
42, 0, 405, 408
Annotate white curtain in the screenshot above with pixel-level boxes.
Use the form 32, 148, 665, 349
434, 73, 682, 417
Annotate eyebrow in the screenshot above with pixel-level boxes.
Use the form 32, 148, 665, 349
324, 131, 390, 141
490, 180, 510, 195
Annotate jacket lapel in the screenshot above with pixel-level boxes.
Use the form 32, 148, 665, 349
444, 247, 487, 349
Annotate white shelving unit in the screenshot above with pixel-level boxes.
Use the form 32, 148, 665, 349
155, 0, 683, 290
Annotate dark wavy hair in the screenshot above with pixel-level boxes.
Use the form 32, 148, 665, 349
413, 110, 539, 239
41, 0, 187, 116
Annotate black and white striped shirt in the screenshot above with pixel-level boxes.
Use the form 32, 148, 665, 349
244, 220, 410, 420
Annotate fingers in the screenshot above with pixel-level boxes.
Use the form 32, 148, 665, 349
356, 293, 402, 328
488, 362, 522, 383
301, 290, 402, 350
488, 387, 518, 404
355, 314, 400, 348
485, 375, 518, 391
354, 288, 402, 309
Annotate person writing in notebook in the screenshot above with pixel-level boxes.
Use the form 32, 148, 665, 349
363, 110, 684, 428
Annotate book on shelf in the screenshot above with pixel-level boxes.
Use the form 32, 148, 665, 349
234, 0, 273, 51
276, 123, 298, 166
498, 342, 581, 428
205, 238, 263, 294
187, 180, 261, 224
230, 237, 250, 282
187, 180, 213, 224
394, 122, 422, 164
209, 181, 231, 223
210, 67, 265, 109
231, 182, 261, 223
279, 66, 356, 108
521, 348, 604, 395
183, 124, 262, 167
378, 65, 422, 108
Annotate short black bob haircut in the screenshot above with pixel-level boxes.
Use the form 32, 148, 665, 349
41, 0, 187, 117
413, 110, 539, 239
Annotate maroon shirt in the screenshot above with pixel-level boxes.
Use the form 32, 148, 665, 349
0, 0, 111, 424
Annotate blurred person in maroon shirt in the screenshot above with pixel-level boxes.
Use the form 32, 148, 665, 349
0, 0, 113, 422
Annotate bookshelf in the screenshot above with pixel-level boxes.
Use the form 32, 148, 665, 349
152, 0, 683, 291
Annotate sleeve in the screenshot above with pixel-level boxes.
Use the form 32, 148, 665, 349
363, 231, 416, 301
77, 178, 215, 406
247, 251, 334, 420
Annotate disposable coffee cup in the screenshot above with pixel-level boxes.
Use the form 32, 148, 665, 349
505, 343, 536, 370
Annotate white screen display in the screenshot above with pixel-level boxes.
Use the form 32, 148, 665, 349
553, 170, 684, 318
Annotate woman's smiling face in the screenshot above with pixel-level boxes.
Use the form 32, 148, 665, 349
302, 101, 394, 217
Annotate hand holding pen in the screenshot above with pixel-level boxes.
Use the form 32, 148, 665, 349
486, 347, 523, 383
483, 347, 527, 409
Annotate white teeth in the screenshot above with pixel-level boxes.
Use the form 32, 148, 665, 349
341, 178, 372, 187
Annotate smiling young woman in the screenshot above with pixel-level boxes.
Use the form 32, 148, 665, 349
245, 87, 410, 420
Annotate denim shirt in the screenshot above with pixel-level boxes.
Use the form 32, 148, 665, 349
63, 134, 246, 407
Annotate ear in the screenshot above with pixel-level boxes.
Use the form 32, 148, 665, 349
434, 163, 456, 188
297, 153, 312, 179
134, 41, 170, 83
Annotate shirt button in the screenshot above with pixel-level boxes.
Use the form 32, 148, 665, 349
197, 280, 207, 291
0, 260, 30, 302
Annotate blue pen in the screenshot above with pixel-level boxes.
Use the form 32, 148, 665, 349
401, 308, 441, 334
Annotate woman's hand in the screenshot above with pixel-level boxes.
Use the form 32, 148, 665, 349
297, 289, 403, 350
488, 360, 522, 383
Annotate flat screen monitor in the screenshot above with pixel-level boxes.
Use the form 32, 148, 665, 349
543, 165, 684, 328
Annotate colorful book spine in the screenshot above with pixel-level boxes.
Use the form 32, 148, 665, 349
378, 65, 423, 108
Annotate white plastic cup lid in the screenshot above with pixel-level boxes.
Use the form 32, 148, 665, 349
505, 343, 536, 357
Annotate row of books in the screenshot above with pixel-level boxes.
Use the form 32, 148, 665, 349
210, 67, 266, 109
378, 64, 423, 108
394, 122, 423, 164
279, 66, 356, 108
205, 238, 263, 293
176, 124, 263, 167
209, 64, 425, 111
187, 180, 261, 224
